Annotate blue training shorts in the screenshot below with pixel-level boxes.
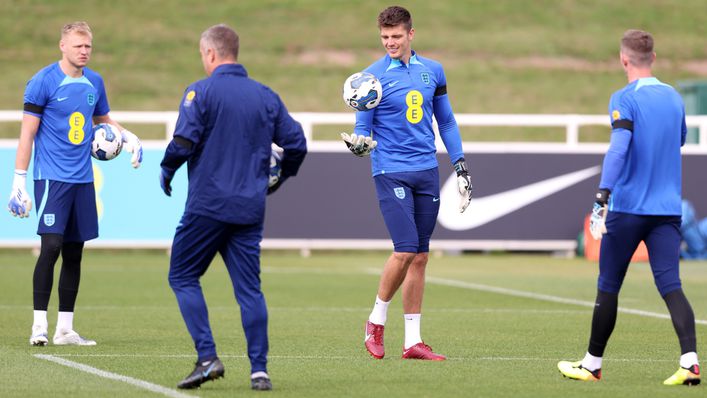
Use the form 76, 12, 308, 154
598, 211, 682, 296
374, 168, 440, 253
34, 180, 98, 242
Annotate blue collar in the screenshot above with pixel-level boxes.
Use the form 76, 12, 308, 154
634, 76, 667, 91
386, 51, 423, 71
212, 63, 248, 77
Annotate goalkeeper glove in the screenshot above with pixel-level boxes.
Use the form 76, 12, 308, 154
8, 169, 32, 218
121, 129, 143, 168
341, 132, 377, 157
589, 188, 610, 240
160, 168, 174, 197
454, 159, 472, 213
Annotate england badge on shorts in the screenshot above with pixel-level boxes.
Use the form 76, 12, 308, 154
43, 214, 55, 226
394, 187, 406, 199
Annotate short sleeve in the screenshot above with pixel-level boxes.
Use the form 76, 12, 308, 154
23, 74, 49, 113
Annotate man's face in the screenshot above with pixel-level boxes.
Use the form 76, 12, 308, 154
60, 32, 92, 68
380, 24, 414, 60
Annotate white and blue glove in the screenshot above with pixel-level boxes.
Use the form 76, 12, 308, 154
589, 189, 610, 240
341, 132, 377, 157
8, 169, 32, 218
454, 159, 472, 213
121, 129, 143, 168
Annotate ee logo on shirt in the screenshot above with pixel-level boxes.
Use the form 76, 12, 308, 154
405, 90, 424, 124
68, 112, 86, 145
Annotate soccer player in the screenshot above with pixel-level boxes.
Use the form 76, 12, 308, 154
558, 29, 700, 386
8, 21, 143, 347
343, 6, 472, 360
160, 24, 307, 391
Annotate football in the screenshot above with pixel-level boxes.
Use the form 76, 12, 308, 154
269, 149, 282, 188
91, 123, 123, 161
342, 72, 382, 111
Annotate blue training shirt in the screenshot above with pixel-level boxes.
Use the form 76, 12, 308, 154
354, 52, 463, 176
160, 64, 307, 225
600, 77, 687, 215
23, 62, 110, 183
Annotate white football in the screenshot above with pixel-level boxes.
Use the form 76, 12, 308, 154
269, 149, 282, 188
91, 123, 123, 161
343, 72, 382, 111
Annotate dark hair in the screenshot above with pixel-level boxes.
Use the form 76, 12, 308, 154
621, 29, 654, 67
377, 6, 412, 31
201, 24, 239, 60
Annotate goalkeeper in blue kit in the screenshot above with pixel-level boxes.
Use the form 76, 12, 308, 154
8, 22, 142, 347
558, 30, 700, 386
343, 6, 472, 361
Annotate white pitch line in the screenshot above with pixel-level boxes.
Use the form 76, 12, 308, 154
34, 354, 197, 398
423, 275, 707, 325
47, 353, 677, 363
363, 269, 707, 325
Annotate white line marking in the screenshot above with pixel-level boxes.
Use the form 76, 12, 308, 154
364, 268, 707, 325
424, 275, 707, 325
47, 353, 677, 363
34, 354, 197, 398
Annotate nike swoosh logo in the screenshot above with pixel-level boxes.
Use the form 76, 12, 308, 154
387, 81, 399, 88
57, 97, 69, 102
365, 333, 372, 341
201, 362, 215, 378
438, 166, 601, 230
433, 197, 440, 202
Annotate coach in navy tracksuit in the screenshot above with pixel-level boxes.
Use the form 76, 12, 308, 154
159, 24, 307, 391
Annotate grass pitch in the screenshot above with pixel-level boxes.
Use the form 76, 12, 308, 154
0, 250, 705, 397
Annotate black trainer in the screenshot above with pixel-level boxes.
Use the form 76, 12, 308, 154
251, 376, 272, 391
177, 358, 225, 389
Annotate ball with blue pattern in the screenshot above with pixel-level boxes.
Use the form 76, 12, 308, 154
343, 72, 383, 112
269, 149, 282, 188
91, 123, 123, 161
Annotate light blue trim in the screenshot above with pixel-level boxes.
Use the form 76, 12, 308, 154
386, 58, 403, 72
635, 77, 668, 91
59, 75, 94, 88
37, 180, 49, 217
385, 51, 423, 71
409, 53, 423, 65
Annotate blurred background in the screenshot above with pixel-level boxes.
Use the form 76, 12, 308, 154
1, 0, 706, 141
1, 0, 707, 253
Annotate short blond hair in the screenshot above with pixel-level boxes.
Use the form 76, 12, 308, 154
62, 21, 92, 38
621, 29, 654, 67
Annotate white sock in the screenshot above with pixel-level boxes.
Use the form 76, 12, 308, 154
680, 352, 699, 369
581, 352, 602, 371
368, 296, 390, 325
33, 310, 48, 329
56, 311, 74, 331
403, 314, 422, 349
251, 371, 269, 379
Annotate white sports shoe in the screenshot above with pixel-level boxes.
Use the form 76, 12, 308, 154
29, 325, 49, 346
53, 329, 97, 346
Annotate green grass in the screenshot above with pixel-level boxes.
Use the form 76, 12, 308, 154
1, 1, 707, 138
1, 250, 706, 397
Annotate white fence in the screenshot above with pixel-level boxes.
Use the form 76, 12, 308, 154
2, 110, 707, 148
2, 111, 707, 254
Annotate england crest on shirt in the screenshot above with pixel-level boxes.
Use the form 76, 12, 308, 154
394, 187, 405, 199
43, 214, 55, 227
421, 72, 430, 85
